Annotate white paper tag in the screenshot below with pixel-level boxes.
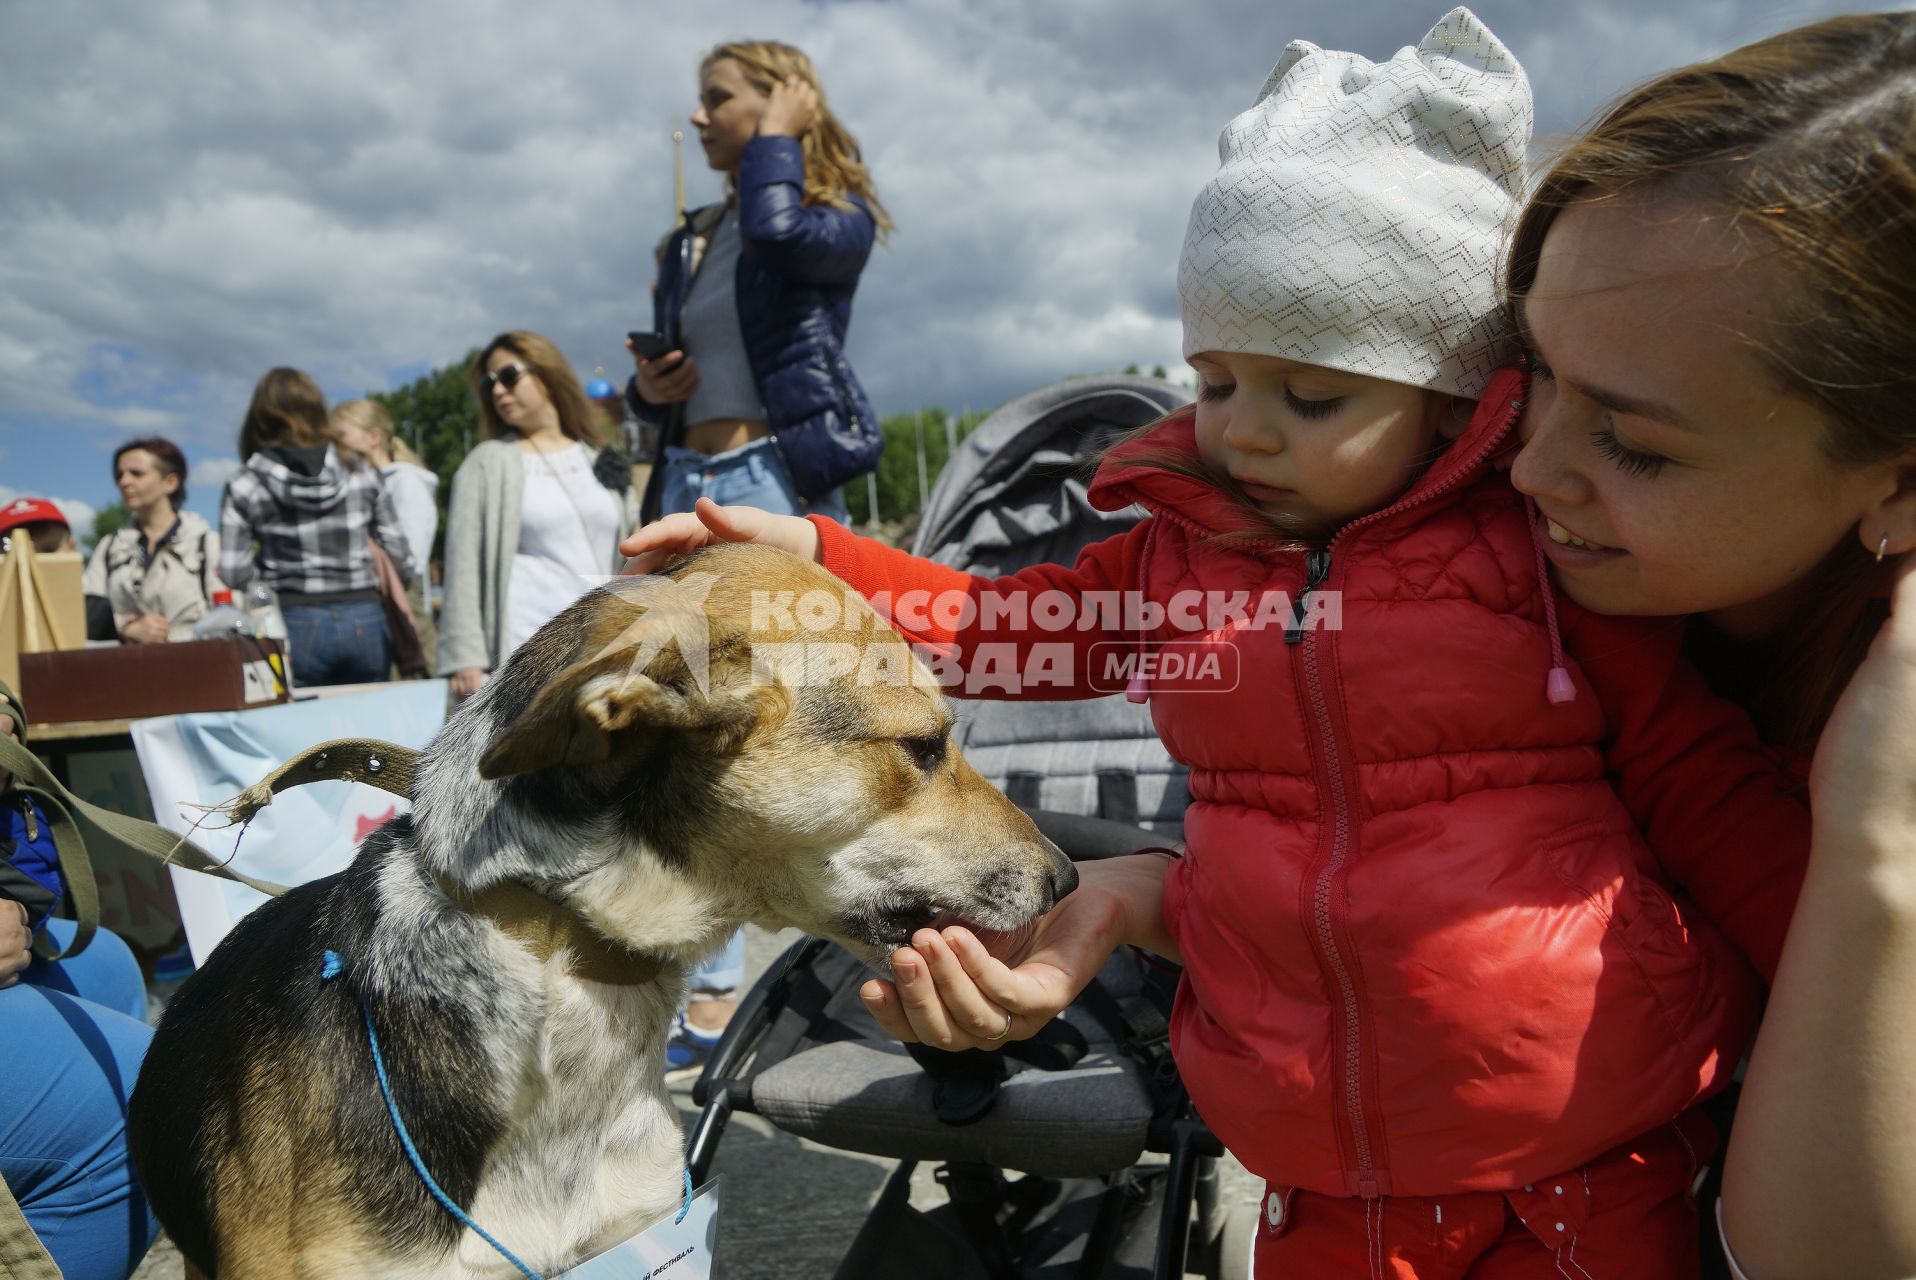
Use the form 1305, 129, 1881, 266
241, 659, 279, 704
555, 1176, 721, 1279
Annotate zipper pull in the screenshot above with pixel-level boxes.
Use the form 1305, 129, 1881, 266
1285, 549, 1333, 645
21, 799, 38, 843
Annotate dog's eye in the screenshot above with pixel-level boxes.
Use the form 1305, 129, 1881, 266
898, 734, 947, 773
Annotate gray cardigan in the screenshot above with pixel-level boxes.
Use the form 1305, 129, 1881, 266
435, 438, 642, 676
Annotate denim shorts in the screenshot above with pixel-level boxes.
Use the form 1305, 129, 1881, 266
660, 436, 849, 523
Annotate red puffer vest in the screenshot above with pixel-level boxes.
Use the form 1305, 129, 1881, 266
813, 367, 1806, 1198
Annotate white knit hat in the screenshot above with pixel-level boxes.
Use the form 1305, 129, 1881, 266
1177, 7, 1531, 398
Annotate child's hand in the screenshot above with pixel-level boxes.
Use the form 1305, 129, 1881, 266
0, 899, 30, 989
860, 854, 1169, 1050
619, 497, 822, 576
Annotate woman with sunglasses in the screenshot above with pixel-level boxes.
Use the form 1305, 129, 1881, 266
437, 332, 640, 702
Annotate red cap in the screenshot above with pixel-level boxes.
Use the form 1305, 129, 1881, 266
0, 497, 68, 534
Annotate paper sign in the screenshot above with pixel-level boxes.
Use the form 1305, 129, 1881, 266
555, 1177, 721, 1280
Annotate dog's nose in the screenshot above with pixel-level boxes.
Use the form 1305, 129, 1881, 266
1045, 855, 1079, 910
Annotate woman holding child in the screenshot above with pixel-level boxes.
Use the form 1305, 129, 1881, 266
625, 11, 1916, 1278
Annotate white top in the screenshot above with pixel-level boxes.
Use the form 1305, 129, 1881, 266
378, 461, 440, 581
505, 444, 622, 657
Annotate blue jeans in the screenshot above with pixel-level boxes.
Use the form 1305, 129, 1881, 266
659, 437, 850, 527
283, 597, 392, 687
1, 920, 160, 1280
663, 439, 846, 995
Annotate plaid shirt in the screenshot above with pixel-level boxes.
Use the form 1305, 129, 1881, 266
219, 447, 412, 595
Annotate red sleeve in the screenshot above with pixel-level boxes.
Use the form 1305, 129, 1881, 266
1562, 606, 1808, 983
810, 515, 1153, 701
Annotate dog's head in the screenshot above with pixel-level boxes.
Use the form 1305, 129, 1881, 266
443, 543, 1076, 969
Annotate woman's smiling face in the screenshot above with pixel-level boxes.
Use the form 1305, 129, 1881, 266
1508, 195, 1905, 636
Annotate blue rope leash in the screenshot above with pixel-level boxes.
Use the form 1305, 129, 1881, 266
323, 950, 542, 1279
319, 950, 698, 1270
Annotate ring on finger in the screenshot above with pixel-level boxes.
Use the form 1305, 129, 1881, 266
982, 1010, 1013, 1042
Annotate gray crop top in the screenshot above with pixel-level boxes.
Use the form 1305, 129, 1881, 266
681, 207, 767, 426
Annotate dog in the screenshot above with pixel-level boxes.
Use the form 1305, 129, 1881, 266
127, 543, 1076, 1278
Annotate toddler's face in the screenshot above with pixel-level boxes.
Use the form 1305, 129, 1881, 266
1190, 352, 1439, 537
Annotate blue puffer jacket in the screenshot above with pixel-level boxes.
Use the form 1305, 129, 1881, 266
627, 135, 882, 518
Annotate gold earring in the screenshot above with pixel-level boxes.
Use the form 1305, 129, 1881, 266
1878, 534, 1891, 563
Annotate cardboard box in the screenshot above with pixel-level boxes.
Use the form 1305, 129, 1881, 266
0, 541, 84, 690
19, 636, 290, 724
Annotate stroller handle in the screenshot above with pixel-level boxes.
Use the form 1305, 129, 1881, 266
1021, 807, 1175, 863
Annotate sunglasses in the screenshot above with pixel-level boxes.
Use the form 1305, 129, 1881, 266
483, 363, 533, 392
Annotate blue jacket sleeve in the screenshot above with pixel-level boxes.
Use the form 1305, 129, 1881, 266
736, 136, 876, 286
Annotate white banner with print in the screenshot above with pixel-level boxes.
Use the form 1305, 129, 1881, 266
129, 682, 448, 965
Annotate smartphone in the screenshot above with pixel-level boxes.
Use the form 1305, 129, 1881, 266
627, 331, 675, 362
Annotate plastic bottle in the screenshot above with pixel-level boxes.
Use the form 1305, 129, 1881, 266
191, 588, 253, 640
243, 581, 289, 640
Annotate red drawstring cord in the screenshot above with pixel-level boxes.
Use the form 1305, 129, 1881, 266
1525, 496, 1577, 705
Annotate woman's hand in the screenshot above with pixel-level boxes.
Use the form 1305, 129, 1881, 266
451, 668, 489, 702
1809, 555, 1916, 849
121, 613, 171, 644
1721, 554, 1916, 1279
757, 75, 819, 139
860, 852, 1179, 1050
627, 339, 700, 406
0, 899, 32, 989
619, 497, 822, 576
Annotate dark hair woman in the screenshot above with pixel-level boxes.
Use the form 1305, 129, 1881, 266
81, 436, 222, 643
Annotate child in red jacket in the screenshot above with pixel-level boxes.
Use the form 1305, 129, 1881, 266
623, 10, 1807, 1278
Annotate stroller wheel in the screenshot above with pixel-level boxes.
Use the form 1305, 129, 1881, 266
1214, 1202, 1259, 1280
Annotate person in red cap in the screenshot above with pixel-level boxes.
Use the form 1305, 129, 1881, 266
0, 494, 73, 555
0, 499, 74, 556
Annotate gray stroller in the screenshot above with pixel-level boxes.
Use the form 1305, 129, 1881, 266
682, 376, 1261, 1278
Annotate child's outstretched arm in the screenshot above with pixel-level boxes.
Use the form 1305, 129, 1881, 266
620, 497, 822, 573
625, 499, 1159, 703
861, 851, 1180, 1050
1564, 608, 1810, 983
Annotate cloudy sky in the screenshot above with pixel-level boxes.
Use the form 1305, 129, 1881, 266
2, 0, 1897, 535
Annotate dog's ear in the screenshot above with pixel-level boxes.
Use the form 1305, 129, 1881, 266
477, 614, 777, 780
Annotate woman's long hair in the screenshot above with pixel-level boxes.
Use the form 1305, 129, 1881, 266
1507, 12, 1916, 751
704, 40, 894, 237
469, 332, 603, 447
239, 368, 329, 460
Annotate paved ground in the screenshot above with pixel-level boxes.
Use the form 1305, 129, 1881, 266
131, 926, 1259, 1278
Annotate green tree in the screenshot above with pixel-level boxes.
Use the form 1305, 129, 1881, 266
845, 407, 984, 530
85, 501, 129, 555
